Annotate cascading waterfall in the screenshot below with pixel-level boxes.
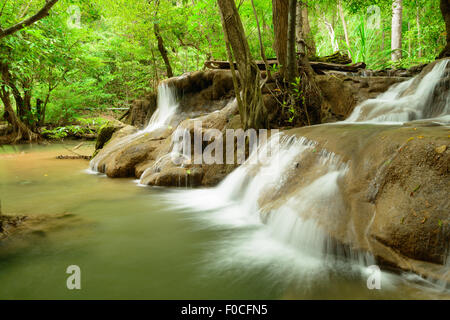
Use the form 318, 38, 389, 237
161, 59, 450, 291
144, 83, 179, 132
346, 59, 450, 123
89, 58, 449, 293
89, 83, 179, 173
164, 134, 380, 289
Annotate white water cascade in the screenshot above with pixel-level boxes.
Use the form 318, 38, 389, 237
164, 134, 381, 290
89, 58, 450, 294
145, 83, 179, 132
89, 83, 179, 173
161, 60, 450, 291
345, 59, 450, 124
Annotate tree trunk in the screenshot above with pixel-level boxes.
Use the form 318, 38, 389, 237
438, 0, 450, 59
288, 1, 323, 125
391, 0, 403, 61
416, 5, 422, 58
251, 0, 271, 79
217, 0, 266, 130
154, 23, 174, 78
301, 6, 316, 56
0, 86, 37, 142
272, 0, 289, 74
338, 1, 352, 59
286, 0, 298, 84
0, 62, 38, 142
408, 21, 411, 56
40, 93, 51, 126
22, 79, 33, 127
296, 1, 306, 56
323, 15, 339, 53
296, 2, 316, 57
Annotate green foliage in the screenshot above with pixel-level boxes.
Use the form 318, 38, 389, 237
41, 116, 108, 139
309, 0, 445, 69
41, 126, 86, 139
0, 0, 447, 136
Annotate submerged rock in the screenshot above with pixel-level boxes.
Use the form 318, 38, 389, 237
0, 213, 90, 249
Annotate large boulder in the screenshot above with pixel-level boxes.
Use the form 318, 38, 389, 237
317, 75, 409, 122
125, 94, 157, 129
269, 123, 450, 283
137, 100, 240, 187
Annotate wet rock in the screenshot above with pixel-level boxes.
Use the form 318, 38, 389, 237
95, 123, 126, 151
282, 123, 449, 282
317, 75, 409, 122
125, 93, 158, 129
93, 66, 427, 187
141, 167, 204, 187
103, 135, 164, 178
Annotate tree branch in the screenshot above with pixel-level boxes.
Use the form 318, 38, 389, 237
0, 0, 59, 39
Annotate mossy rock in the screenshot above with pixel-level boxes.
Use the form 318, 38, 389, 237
95, 123, 125, 152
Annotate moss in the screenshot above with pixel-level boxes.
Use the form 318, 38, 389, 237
95, 124, 120, 151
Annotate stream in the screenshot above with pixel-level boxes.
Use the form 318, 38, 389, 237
1, 60, 450, 300
0, 142, 447, 299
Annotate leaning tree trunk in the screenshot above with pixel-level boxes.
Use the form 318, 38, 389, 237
217, 0, 266, 130
154, 23, 174, 78
338, 0, 352, 59
272, 0, 289, 75
438, 0, 450, 59
391, 0, 403, 61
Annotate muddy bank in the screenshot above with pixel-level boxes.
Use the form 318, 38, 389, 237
0, 213, 89, 253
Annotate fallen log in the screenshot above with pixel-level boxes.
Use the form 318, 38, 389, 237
56, 155, 91, 160
204, 59, 366, 73
309, 52, 352, 64
310, 61, 367, 73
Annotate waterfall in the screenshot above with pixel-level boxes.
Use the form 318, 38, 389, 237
345, 59, 450, 123
89, 83, 179, 173
164, 134, 376, 286
144, 83, 179, 132
88, 59, 449, 291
